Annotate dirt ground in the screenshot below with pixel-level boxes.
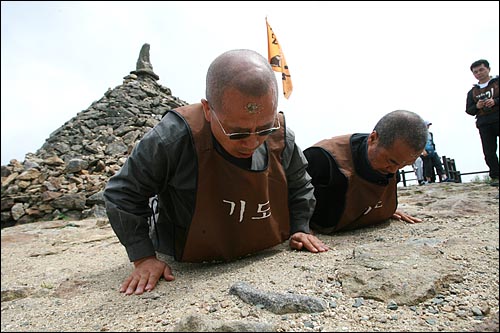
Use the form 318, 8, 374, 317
1, 182, 499, 332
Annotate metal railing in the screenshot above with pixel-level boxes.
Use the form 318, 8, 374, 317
398, 155, 489, 187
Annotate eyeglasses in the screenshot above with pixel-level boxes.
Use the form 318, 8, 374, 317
210, 108, 281, 140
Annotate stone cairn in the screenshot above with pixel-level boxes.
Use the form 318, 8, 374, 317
1, 43, 189, 228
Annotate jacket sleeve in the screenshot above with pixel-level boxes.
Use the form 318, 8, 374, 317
103, 114, 186, 262
465, 88, 479, 116
281, 127, 315, 235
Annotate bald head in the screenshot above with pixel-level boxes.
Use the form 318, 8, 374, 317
205, 49, 279, 111
373, 110, 428, 152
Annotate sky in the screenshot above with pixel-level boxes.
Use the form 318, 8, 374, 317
2, 1, 499, 183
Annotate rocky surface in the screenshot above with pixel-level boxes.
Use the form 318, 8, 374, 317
1, 43, 188, 227
1, 182, 498, 332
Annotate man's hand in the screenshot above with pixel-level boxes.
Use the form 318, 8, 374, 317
477, 98, 495, 109
391, 210, 422, 224
120, 256, 175, 295
484, 98, 495, 108
289, 232, 329, 253
477, 99, 487, 109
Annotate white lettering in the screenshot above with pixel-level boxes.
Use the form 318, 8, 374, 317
222, 200, 271, 222
252, 201, 271, 219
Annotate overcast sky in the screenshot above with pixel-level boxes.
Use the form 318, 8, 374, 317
2, 1, 499, 182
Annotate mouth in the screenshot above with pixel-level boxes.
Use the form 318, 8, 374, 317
379, 168, 392, 175
237, 151, 254, 158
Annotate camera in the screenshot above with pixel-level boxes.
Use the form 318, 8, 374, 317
479, 94, 491, 112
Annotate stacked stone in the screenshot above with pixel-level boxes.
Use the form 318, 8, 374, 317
1, 44, 189, 227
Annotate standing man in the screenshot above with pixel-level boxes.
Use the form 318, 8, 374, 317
412, 155, 425, 185
304, 110, 428, 234
104, 49, 328, 296
466, 59, 499, 186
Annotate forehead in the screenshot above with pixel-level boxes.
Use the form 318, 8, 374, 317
379, 139, 420, 163
219, 87, 276, 116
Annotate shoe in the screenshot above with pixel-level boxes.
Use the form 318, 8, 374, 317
490, 178, 499, 187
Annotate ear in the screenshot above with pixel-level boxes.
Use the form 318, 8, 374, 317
200, 99, 211, 122
368, 130, 379, 145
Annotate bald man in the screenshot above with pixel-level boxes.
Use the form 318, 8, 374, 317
104, 49, 328, 295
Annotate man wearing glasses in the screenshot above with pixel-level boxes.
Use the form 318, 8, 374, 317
304, 110, 428, 234
104, 49, 328, 296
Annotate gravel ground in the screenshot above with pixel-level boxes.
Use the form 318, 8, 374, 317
1, 182, 498, 332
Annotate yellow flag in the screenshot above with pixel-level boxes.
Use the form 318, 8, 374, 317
266, 18, 293, 99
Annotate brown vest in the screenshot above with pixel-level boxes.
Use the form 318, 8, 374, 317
174, 104, 290, 262
314, 134, 397, 232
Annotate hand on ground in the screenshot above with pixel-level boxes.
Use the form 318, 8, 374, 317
391, 210, 422, 224
120, 256, 175, 295
289, 232, 329, 253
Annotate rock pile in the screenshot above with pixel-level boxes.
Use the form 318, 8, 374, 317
0, 43, 189, 228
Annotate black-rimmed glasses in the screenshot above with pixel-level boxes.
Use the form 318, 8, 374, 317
210, 108, 280, 140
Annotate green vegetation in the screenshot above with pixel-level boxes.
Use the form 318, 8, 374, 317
470, 175, 493, 183
56, 213, 69, 221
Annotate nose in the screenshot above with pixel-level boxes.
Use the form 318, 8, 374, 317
240, 135, 262, 150
386, 165, 401, 174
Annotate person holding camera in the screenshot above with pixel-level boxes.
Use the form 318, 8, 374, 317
466, 59, 499, 187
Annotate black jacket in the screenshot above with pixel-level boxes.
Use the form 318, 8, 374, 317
465, 76, 499, 128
